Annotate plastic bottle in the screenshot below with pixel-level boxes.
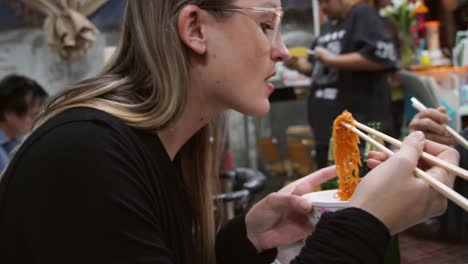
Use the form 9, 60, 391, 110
425, 21, 440, 51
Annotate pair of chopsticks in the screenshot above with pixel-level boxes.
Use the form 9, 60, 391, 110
341, 121, 468, 212
411, 97, 468, 149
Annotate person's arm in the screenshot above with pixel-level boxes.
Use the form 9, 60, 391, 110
338, 4, 397, 71
217, 208, 390, 264
283, 57, 314, 76
294, 132, 458, 263
216, 166, 338, 264
292, 208, 390, 264
216, 133, 458, 264
17, 122, 176, 263
283, 38, 317, 76
317, 49, 389, 71
215, 215, 278, 264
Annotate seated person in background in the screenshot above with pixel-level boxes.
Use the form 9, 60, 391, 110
409, 106, 468, 242
0, 75, 47, 172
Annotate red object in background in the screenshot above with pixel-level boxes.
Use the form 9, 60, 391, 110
223, 149, 233, 171
413, 2, 429, 50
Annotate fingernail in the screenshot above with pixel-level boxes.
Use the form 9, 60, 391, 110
409, 131, 425, 141
300, 199, 313, 211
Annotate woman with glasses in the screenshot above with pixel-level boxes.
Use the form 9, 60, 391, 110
0, 1, 458, 264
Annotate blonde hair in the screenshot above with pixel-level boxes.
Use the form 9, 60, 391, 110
35, 1, 234, 263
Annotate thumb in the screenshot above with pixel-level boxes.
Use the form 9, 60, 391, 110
393, 131, 425, 168
289, 195, 314, 213
264, 193, 313, 213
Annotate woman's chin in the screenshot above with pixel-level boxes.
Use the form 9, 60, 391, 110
244, 102, 270, 117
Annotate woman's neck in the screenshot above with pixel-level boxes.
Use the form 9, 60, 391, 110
157, 72, 222, 160
157, 114, 208, 160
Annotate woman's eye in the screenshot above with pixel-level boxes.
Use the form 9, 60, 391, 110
260, 22, 273, 33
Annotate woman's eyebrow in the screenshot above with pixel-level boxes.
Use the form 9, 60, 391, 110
259, 1, 279, 8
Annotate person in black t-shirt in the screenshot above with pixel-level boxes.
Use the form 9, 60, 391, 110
285, 0, 397, 169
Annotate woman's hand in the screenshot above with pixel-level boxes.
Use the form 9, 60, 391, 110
245, 166, 337, 252
349, 131, 459, 235
408, 107, 456, 146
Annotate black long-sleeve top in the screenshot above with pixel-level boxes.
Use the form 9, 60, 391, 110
0, 108, 389, 263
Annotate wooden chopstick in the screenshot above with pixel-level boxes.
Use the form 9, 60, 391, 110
341, 122, 468, 212
411, 97, 468, 150
353, 120, 468, 181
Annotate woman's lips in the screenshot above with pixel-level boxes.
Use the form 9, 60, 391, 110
266, 81, 275, 94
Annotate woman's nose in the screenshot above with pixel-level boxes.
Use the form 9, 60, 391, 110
271, 36, 290, 62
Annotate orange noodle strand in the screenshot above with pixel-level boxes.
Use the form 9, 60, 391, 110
333, 110, 361, 201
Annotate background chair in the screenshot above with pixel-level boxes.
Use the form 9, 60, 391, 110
398, 69, 439, 108
286, 138, 317, 178
398, 69, 440, 136
258, 137, 292, 177
399, 68, 464, 132
214, 168, 266, 220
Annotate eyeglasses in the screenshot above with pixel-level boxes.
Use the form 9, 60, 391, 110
202, 6, 283, 46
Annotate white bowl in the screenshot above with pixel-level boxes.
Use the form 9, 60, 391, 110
302, 189, 349, 225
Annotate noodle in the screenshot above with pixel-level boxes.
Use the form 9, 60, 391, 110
333, 110, 361, 201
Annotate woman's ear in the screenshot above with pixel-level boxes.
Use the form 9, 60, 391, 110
178, 5, 208, 55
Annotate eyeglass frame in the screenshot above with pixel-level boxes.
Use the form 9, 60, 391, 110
200, 5, 284, 45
